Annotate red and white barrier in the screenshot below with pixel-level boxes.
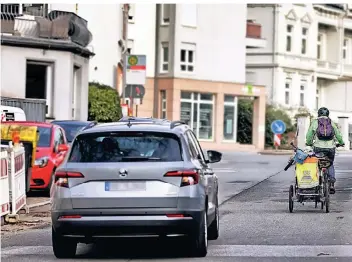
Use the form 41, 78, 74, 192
1, 142, 26, 220
274, 134, 282, 147
0, 150, 10, 217
9, 145, 26, 215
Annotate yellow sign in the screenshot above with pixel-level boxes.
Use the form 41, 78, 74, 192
1, 124, 38, 166
296, 162, 319, 188
128, 55, 138, 66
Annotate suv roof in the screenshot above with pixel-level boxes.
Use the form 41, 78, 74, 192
83, 117, 189, 135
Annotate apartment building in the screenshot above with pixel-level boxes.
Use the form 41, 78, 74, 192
246, 4, 352, 123
127, 4, 267, 151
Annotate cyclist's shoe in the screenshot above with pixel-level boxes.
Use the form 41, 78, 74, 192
330, 183, 336, 194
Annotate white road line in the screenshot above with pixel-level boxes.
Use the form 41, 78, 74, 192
213, 168, 237, 173
335, 170, 352, 173
3, 245, 352, 258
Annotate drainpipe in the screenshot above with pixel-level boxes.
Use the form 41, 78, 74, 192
271, 5, 278, 105
339, 8, 348, 78
153, 4, 161, 118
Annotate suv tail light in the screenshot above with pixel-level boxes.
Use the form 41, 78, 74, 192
164, 170, 199, 186
54, 171, 84, 188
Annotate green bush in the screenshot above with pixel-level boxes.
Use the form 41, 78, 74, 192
237, 100, 294, 147
88, 82, 122, 122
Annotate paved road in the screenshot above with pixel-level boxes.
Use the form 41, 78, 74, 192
2, 153, 352, 261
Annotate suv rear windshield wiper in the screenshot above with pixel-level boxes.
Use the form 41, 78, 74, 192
121, 156, 162, 162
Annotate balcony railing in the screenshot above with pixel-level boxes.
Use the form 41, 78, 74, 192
1, 4, 92, 47
246, 20, 262, 39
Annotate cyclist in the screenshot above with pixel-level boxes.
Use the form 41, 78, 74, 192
306, 107, 345, 194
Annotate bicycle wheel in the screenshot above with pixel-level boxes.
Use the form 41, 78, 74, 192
289, 185, 294, 213
324, 181, 330, 213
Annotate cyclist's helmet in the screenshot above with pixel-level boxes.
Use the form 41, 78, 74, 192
318, 107, 330, 117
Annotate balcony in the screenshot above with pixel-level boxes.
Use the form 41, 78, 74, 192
316, 60, 341, 79
1, 4, 92, 48
246, 20, 266, 49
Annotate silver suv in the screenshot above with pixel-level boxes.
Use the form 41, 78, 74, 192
51, 118, 222, 258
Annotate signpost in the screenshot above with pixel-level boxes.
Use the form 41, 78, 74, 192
271, 120, 286, 150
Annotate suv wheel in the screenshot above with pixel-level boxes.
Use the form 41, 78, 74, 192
188, 210, 208, 257
208, 197, 219, 240
52, 227, 77, 258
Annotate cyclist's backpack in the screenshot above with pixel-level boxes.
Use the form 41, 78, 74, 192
316, 117, 335, 140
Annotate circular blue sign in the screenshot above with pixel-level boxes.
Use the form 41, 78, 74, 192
271, 120, 286, 134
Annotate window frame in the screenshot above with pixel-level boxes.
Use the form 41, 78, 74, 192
180, 92, 214, 141
301, 27, 308, 55
316, 88, 320, 109
299, 81, 306, 107
286, 24, 293, 52
285, 79, 291, 106
160, 90, 167, 119
160, 42, 169, 73
161, 4, 171, 25
343, 38, 350, 63
223, 95, 238, 142
180, 43, 196, 73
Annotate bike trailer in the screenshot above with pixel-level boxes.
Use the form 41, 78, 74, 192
295, 157, 319, 189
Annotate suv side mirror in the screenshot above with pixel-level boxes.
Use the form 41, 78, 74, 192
206, 150, 222, 163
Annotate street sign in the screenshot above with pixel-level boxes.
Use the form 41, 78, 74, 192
274, 134, 281, 147
271, 120, 286, 134
126, 55, 146, 85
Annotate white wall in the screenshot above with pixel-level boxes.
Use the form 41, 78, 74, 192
0, 45, 89, 121
128, 4, 156, 78
174, 4, 247, 83
50, 4, 123, 87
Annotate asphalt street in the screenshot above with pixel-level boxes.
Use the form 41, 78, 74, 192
2, 152, 352, 261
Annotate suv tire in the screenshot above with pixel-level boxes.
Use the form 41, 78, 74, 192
52, 227, 77, 258
188, 210, 208, 257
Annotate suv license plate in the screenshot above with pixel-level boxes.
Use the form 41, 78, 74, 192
105, 182, 146, 191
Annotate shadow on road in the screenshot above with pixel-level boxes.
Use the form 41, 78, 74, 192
75, 237, 199, 259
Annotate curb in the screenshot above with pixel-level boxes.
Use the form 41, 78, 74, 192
219, 168, 284, 207
26, 200, 51, 210
258, 151, 292, 155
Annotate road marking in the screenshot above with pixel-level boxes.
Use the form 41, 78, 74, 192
3, 245, 352, 258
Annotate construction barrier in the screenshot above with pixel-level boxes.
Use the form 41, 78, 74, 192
0, 142, 26, 220
9, 144, 26, 216
0, 150, 10, 217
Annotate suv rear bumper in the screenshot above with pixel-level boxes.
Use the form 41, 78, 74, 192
52, 209, 203, 238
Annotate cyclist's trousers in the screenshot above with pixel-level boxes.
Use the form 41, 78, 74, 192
313, 147, 336, 183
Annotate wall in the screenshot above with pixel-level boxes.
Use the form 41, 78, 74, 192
50, 4, 123, 88
128, 4, 157, 78
0, 45, 89, 121
174, 4, 247, 83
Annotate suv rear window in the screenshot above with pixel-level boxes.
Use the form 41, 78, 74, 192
68, 131, 183, 162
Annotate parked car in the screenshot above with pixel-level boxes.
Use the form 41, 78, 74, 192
51, 118, 222, 258
2, 121, 70, 193
51, 120, 97, 143
0, 105, 26, 121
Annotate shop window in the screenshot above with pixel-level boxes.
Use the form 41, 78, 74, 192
180, 91, 214, 140
223, 95, 238, 141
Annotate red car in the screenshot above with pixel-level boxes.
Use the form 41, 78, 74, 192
6, 121, 70, 193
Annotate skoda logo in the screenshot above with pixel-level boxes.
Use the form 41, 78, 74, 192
119, 168, 128, 178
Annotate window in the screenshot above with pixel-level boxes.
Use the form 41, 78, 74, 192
180, 92, 214, 140
161, 4, 170, 25
72, 66, 82, 120
285, 80, 291, 105
300, 82, 306, 107
161, 42, 169, 72
188, 131, 206, 162
128, 4, 135, 22
68, 132, 183, 162
316, 88, 320, 109
180, 43, 196, 72
127, 39, 134, 55
317, 33, 322, 59
160, 90, 167, 119
223, 95, 238, 141
37, 127, 52, 147
343, 38, 349, 62
54, 128, 65, 152
23, 4, 48, 16
301, 27, 308, 55
286, 25, 293, 52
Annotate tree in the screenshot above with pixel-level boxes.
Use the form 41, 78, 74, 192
88, 82, 122, 122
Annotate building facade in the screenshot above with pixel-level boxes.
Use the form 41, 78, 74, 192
246, 4, 352, 123
126, 4, 267, 151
